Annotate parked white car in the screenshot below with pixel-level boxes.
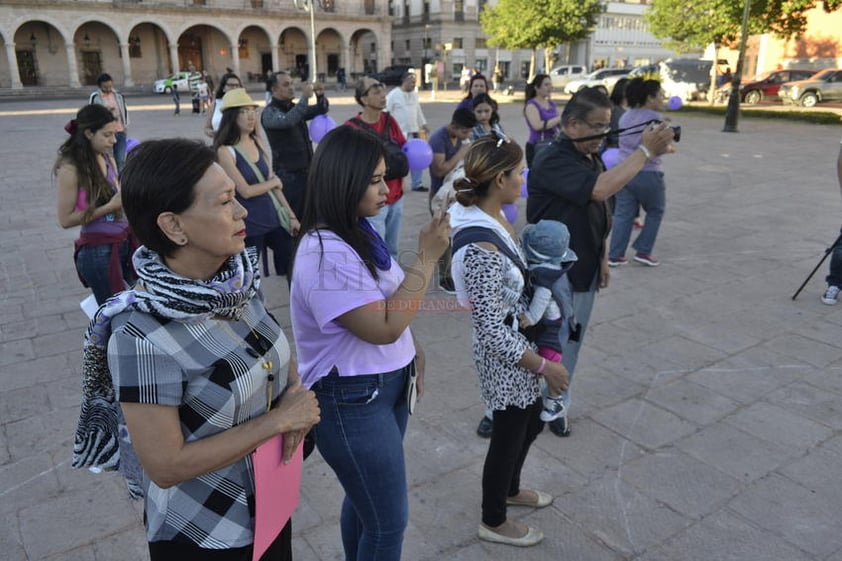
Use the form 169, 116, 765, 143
153, 71, 202, 94
563, 68, 630, 94
549, 65, 587, 89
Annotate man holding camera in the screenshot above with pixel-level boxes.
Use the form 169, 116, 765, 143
526, 87, 674, 437
821, 136, 842, 305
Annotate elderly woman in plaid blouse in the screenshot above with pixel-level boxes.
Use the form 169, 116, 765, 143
92, 138, 320, 561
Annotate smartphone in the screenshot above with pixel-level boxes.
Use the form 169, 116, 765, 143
437, 191, 454, 220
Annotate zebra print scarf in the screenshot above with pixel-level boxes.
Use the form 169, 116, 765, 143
72, 246, 260, 498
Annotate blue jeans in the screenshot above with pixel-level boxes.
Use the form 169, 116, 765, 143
555, 273, 598, 411
827, 226, 842, 287
311, 366, 411, 561
76, 240, 133, 305
114, 131, 128, 172
366, 197, 404, 259
609, 170, 666, 258
410, 168, 424, 190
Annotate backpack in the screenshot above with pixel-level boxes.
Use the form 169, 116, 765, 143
452, 226, 545, 343
349, 113, 410, 181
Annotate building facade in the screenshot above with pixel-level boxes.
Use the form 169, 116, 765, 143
569, 1, 677, 70
0, 0, 392, 89
390, 0, 534, 88
390, 0, 679, 88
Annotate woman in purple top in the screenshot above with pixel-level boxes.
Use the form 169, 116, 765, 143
56, 104, 136, 305
215, 88, 299, 276
289, 125, 450, 561
523, 73, 561, 166
608, 78, 673, 267
456, 73, 490, 111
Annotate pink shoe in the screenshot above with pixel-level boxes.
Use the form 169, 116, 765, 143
633, 253, 659, 267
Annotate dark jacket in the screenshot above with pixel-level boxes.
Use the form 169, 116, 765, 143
261, 94, 329, 174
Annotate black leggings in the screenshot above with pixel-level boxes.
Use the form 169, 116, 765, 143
148, 519, 291, 561
481, 398, 544, 527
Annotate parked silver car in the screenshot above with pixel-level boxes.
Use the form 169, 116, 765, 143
549, 65, 587, 89
780, 68, 842, 107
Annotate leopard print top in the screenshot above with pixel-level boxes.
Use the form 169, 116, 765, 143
462, 244, 541, 410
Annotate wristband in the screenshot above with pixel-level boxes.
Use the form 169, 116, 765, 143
638, 144, 652, 159
536, 357, 547, 375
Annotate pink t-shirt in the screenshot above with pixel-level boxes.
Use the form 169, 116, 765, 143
101, 92, 125, 131
291, 230, 415, 388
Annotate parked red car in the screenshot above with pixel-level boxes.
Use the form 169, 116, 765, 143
717, 69, 818, 104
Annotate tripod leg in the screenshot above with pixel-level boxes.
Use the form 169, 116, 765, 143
792, 233, 842, 301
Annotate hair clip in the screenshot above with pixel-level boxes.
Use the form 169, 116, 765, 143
455, 188, 474, 193
64, 119, 78, 135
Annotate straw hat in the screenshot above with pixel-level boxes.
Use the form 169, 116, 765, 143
221, 88, 258, 110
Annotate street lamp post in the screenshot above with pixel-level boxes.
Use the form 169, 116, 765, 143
723, 0, 752, 133
294, 0, 318, 81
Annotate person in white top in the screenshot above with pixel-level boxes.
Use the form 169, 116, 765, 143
386, 72, 430, 192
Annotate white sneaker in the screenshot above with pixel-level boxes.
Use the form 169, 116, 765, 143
540, 395, 566, 422
821, 285, 840, 305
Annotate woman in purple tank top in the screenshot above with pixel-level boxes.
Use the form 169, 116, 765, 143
215, 88, 299, 276
523, 74, 562, 166
56, 104, 136, 305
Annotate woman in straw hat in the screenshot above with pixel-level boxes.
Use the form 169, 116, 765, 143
215, 88, 299, 276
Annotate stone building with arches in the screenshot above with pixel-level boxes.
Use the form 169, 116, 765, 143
0, 0, 391, 90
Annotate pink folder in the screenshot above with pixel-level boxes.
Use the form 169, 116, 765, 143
252, 435, 303, 561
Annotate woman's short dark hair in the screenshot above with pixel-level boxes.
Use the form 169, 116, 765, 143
297, 125, 387, 279
214, 72, 242, 99
625, 78, 662, 108
561, 87, 612, 126
121, 139, 217, 257
454, 135, 523, 207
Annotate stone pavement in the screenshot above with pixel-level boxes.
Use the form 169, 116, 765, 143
1, 93, 841, 561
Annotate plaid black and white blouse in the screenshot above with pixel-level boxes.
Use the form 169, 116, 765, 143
108, 293, 289, 548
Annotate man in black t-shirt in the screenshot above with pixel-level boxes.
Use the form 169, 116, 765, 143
526, 88, 673, 437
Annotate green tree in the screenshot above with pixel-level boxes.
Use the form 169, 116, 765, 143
481, 0, 604, 77
646, 0, 842, 52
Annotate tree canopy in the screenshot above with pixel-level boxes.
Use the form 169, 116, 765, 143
480, 0, 604, 51
646, 0, 842, 52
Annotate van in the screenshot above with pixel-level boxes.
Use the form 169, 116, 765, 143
549, 65, 587, 89
659, 59, 713, 101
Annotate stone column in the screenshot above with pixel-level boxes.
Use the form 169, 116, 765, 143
169, 43, 179, 73
66, 44, 81, 87
119, 43, 134, 86
342, 43, 350, 76
231, 45, 240, 77
5, 43, 23, 89
271, 43, 279, 73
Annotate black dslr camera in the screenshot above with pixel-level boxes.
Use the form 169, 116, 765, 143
650, 120, 681, 142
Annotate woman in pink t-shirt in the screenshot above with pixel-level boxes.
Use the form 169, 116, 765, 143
290, 125, 450, 561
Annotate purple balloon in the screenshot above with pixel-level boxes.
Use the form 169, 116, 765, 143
126, 137, 140, 153
521, 168, 529, 198
667, 96, 683, 111
502, 203, 517, 225
402, 138, 434, 171
602, 147, 621, 169
309, 114, 337, 143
